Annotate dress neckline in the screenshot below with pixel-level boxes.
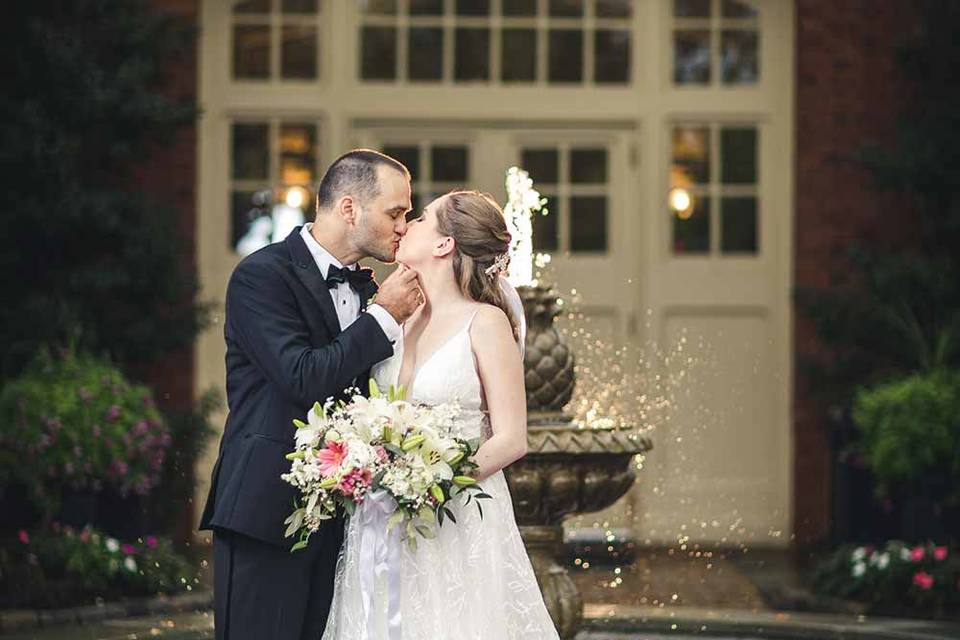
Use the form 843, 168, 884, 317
396, 308, 480, 396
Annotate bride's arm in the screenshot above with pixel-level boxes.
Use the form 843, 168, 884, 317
468, 305, 528, 481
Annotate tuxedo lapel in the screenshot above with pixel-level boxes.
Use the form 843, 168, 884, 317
285, 228, 342, 338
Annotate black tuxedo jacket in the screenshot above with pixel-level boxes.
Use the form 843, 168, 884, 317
199, 227, 393, 547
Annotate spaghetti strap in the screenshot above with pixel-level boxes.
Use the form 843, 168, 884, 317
464, 306, 482, 332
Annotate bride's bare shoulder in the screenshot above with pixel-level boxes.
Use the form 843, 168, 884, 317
469, 303, 512, 337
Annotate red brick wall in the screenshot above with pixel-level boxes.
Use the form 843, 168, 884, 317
793, 0, 919, 545
133, 0, 198, 415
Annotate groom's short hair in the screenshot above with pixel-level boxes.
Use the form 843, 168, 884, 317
316, 149, 409, 215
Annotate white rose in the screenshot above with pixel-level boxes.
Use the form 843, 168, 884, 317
851, 562, 866, 578
877, 552, 890, 570
851, 547, 866, 562
105, 538, 120, 553
124, 557, 137, 572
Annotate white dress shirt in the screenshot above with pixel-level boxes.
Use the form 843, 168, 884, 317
300, 224, 401, 345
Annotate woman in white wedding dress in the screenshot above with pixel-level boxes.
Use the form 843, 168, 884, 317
321, 191, 559, 640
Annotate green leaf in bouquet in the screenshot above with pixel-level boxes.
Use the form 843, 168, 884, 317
385, 443, 405, 457
293, 418, 309, 429
475, 492, 493, 501
285, 451, 305, 460
372, 469, 386, 491
418, 505, 436, 523
401, 434, 426, 451
414, 524, 436, 539
466, 437, 481, 452
443, 507, 457, 524
343, 500, 356, 516
313, 401, 324, 417
369, 378, 382, 398
284, 508, 306, 538
452, 475, 477, 487
429, 484, 446, 504
437, 507, 445, 526
387, 510, 405, 531
477, 502, 484, 519
290, 538, 309, 553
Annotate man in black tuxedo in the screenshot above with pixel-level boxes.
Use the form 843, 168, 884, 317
199, 150, 422, 639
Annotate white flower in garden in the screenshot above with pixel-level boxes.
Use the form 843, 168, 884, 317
124, 557, 137, 572
105, 538, 120, 553
851, 547, 866, 562
900, 546, 911, 561
876, 552, 890, 569
851, 561, 866, 578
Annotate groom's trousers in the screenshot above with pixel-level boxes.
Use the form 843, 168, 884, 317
213, 520, 344, 640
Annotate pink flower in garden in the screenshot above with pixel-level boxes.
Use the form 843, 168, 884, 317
932, 546, 948, 561
78, 387, 92, 402
145, 536, 158, 548
121, 544, 136, 555
912, 571, 935, 590
79, 529, 91, 543
316, 441, 348, 476
133, 420, 149, 436
17, 530, 29, 545
92, 424, 102, 438
105, 405, 122, 422
910, 546, 926, 562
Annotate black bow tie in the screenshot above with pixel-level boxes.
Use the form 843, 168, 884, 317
326, 264, 377, 298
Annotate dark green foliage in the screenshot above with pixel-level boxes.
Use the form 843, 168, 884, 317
0, 0, 206, 378
0, 524, 197, 609
0, 351, 171, 520
796, 1, 960, 402
852, 371, 960, 503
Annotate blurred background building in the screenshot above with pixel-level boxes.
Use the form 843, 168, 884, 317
142, 0, 921, 550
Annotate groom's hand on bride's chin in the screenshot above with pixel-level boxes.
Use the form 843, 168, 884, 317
376, 266, 422, 323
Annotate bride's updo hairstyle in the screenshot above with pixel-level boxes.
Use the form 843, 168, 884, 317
435, 190, 520, 340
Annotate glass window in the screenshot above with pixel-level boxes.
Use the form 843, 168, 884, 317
520, 145, 609, 255
670, 123, 759, 256
672, 0, 759, 87
230, 120, 320, 255
231, 1, 321, 82
358, 1, 631, 86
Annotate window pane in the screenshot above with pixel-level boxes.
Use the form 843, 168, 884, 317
672, 196, 710, 254
409, 28, 444, 80
232, 124, 269, 180
431, 146, 468, 182
550, 0, 583, 17
457, 0, 490, 16
672, 127, 710, 185
455, 28, 490, 82
232, 190, 271, 251
502, 29, 536, 82
721, 197, 757, 253
361, 27, 397, 80
721, 127, 757, 184
410, 0, 443, 15
282, 0, 317, 13
279, 124, 316, 185
549, 30, 583, 83
674, 30, 710, 84
595, 30, 630, 84
722, 0, 758, 18
522, 149, 559, 184
503, 0, 537, 16
234, 0, 269, 14
570, 149, 607, 184
596, 0, 631, 18
362, 0, 397, 14
532, 195, 559, 252
570, 196, 607, 252
721, 30, 759, 84
674, 0, 710, 17
233, 25, 270, 79
383, 146, 420, 181
281, 26, 317, 79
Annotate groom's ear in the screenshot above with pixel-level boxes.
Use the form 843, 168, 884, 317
433, 236, 455, 257
337, 195, 357, 225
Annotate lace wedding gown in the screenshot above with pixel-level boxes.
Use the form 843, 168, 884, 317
321, 309, 559, 640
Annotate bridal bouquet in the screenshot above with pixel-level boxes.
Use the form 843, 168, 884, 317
281, 381, 490, 552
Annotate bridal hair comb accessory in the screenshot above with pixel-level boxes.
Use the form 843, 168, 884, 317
484, 251, 510, 278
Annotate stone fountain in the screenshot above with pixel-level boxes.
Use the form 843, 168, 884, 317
504, 284, 652, 640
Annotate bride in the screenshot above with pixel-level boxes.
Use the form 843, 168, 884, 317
321, 190, 560, 639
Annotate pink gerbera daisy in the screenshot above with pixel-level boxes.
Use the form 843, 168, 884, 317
316, 441, 348, 476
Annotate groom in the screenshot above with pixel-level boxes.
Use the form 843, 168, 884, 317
199, 150, 421, 639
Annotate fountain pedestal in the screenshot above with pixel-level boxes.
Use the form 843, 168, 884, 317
505, 284, 652, 639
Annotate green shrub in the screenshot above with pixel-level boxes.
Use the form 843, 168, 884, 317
0, 524, 197, 609
852, 370, 960, 501
0, 351, 172, 519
